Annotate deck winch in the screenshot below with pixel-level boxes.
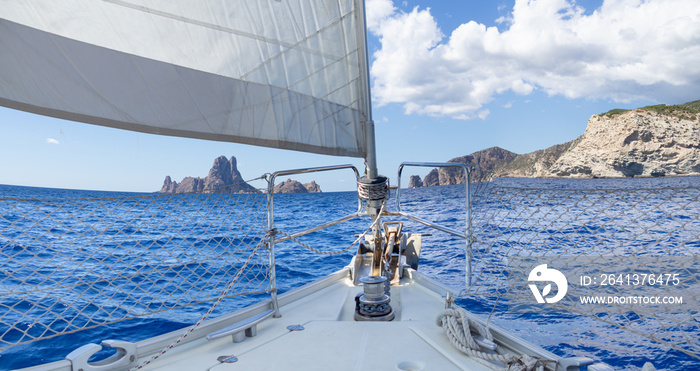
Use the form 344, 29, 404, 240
354, 275, 395, 321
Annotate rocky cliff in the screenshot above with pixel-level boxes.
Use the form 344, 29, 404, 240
408, 175, 423, 188
273, 179, 323, 193
541, 108, 699, 178
410, 100, 700, 186
159, 156, 258, 194
422, 147, 518, 186
304, 181, 322, 193
496, 138, 582, 177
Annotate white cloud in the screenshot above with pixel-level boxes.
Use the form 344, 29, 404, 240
477, 109, 490, 120
46, 138, 59, 144
365, 0, 396, 34
369, 0, 700, 119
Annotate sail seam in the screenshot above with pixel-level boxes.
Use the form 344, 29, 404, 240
102, 0, 351, 65
102, 0, 359, 102
102, 0, 297, 49
238, 9, 355, 81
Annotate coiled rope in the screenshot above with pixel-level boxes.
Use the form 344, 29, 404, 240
357, 176, 390, 201
436, 308, 547, 371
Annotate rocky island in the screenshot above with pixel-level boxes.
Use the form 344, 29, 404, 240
410, 100, 700, 187
158, 156, 323, 194
273, 179, 322, 193
159, 156, 258, 194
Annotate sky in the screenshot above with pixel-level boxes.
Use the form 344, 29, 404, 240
1, 0, 699, 193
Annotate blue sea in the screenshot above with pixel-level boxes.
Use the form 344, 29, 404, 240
1, 177, 699, 370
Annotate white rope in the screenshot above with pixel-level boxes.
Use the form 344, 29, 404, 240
357, 178, 390, 201
436, 308, 546, 371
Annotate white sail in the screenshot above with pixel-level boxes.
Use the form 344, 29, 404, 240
0, 0, 370, 158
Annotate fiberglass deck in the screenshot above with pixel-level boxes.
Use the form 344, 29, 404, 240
140, 268, 500, 371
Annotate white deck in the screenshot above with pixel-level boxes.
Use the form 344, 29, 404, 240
135, 268, 555, 371
20, 267, 566, 371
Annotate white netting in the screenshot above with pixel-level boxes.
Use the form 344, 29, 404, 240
0, 183, 270, 350
467, 181, 700, 359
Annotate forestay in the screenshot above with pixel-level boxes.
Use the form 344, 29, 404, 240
0, 0, 370, 157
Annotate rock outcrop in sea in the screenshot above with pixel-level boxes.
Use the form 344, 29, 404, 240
304, 181, 322, 193
159, 156, 258, 194
408, 175, 423, 188
273, 179, 323, 193
409, 100, 700, 186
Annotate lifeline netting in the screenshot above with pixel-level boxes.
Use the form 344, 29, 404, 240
0, 185, 270, 350
468, 183, 700, 359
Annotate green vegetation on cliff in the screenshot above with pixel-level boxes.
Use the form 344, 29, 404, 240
641, 100, 699, 121
602, 99, 700, 120
600, 108, 630, 117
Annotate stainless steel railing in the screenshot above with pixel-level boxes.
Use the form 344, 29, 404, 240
265, 162, 476, 314
266, 164, 361, 316
395, 162, 474, 286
